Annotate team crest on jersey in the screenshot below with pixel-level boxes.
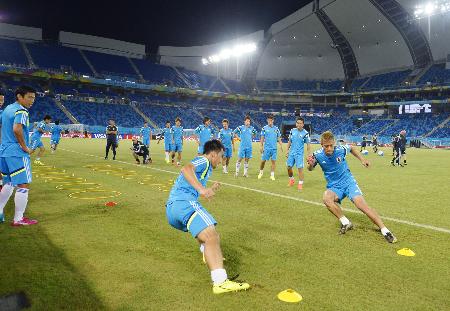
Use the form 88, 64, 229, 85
336, 157, 342, 163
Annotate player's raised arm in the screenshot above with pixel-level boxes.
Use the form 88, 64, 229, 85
350, 145, 370, 167
306, 154, 317, 171
180, 163, 215, 199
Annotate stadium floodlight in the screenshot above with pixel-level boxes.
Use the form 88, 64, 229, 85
202, 43, 257, 65
414, 1, 450, 19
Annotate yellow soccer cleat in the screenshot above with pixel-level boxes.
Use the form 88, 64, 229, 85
270, 175, 275, 181
257, 172, 263, 179
34, 160, 44, 166
213, 279, 250, 294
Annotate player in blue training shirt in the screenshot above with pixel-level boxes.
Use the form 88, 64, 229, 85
286, 117, 311, 190
307, 131, 397, 243
258, 114, 283, 181
140, 122, 152, 148
194, 117, 215, 155
0, 91, 5, 188
30, 114, 52, 165
218, 119, 235, 174
0, 86, 38, 226
171, 117, 184, 166
157, 121, 173, 163
50, 120, 63, 153
233, 116, 257, 177
165, 139, 250, 294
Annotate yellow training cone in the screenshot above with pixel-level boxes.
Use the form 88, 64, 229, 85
277, 289, 303, 303
397, 248, 416, 257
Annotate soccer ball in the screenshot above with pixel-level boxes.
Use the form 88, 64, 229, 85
377, 150, 384, 156
361, 150, 369, 155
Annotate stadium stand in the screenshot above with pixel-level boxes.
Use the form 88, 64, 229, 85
0, 38, 28, 67
83, 50, 137, 77
417, 63, 450, 85
131, 59, 185, 86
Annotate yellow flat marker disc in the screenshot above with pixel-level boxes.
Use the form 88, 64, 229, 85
277, 289, 303, 303
397, 248, 416, 257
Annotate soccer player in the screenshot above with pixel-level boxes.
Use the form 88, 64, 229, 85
194, 117, 215, 155
307, 131, 397, 243
234, 116, 257, 178
0, 85, 38, 226
130, 137, 150, 164
258, 114, 283, 180
140, 122, 152, 149
0, 91, 5, 189
29, 115, 52, 165
218, 119, 234, 174
165, 139, 250, 294
171, 117, 184, 166
399, 130, 407, 166
360, 135, 367, 152
50, 120, 63, 153
157, 121, 173, 163
105, 119, 118, 160
391, 134, 402, 167
286, 117, 311, 190
372, 134, 378, 153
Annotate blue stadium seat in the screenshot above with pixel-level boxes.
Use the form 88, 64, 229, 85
0, 38, 28, 66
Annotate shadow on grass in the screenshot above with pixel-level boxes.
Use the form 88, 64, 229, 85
0, 224, 106, 310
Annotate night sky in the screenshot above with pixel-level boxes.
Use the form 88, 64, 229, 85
0, 0, 310, 54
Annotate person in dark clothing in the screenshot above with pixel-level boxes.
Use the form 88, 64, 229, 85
391, 134, 403, 167
131, 137, 151, 164
372, 134, 378, 153
399, 130, 407, 166
360, 135, 367, 152
105, 119, 118, 160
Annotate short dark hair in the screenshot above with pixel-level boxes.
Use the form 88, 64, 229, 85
55, 120, 60, 125
15, 85, 36, 100
267, 114, 274, 120
144, 121, 148, 124
109, 118, 115, 122
203, 117, 211, 124
244, 115, 251, 121
44, 115, 52, 121
175, 117, 181, 122
296, 117, 305, 123
165, 120, 171, 124
203, 139, 224, 154
222, 119, 229, 123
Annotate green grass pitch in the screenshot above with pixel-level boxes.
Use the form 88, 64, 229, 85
0, 138, 449, 310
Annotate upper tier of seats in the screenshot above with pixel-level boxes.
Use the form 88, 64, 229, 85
0, 38, 28, 66
417, 63, 450, 86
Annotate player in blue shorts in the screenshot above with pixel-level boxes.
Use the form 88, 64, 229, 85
171, 117, 184, 166
0, 85, 38, 226
258, 114, 283, 180
286, 117, 311, 190
50, 120, 63, 153
307, 131, 397, 243
0, 91, 5, 188
194, 117, 215, 155
140, 122, 152, 148
233, 116, 257, 177
29, 114, 52, 165
157, 121, 173, 163
165, 139, 250, 294
218, 119, 234, 174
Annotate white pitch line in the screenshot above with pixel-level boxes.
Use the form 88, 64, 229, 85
60, 148, 450, 235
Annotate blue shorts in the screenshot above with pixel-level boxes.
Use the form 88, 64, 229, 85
286, 153, 304, 168
143, 137, 150, 146
172, 142, 183, 153
238, 147, 252, 159
30, 139, 44, 150
262, 148, 277, 161
164, 142, 173, 152
50, 138, 60, 145
0, 156, 32, 186
166, 200, 217, 238
223, 146, 232, 158
328, 180, 363, 203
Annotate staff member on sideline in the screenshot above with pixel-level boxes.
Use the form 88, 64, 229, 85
105, 119, 118, 160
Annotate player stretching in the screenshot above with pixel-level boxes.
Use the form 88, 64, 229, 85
30, 115, 52, 165
140, 122, 152, 149
286, 117, 311, 190
194, 117, 215, 155
50, 120, 63, 153
218, 119, 234, 174
165, 140, 250, 294
307, 131, 397, 243
171, 117, 184, 166
234, 116, 257, 178
157, 121, 173, 163
105, 119, 118, 160
0, 86, 38, 226
258, 114, 283, 180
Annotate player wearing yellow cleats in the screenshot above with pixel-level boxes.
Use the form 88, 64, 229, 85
213, 279, 250, 294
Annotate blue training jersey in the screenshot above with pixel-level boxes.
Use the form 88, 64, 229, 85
172, 126, 184, 144
195, 124, 215, 145
289, 128, 310, 155
0, 102, 30, 157
51, 125, 62, 139
234, 125, 257, 149
219, 128, 233, 148
168, 156, 212, 202
31, 120, 46, 140
261, 125, 281, 150
313, 144, 355, 187
140, 127, 151, 139
162, 127, 173, 143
